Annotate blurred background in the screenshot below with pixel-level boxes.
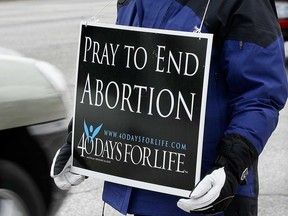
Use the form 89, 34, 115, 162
0, 0, 287, 215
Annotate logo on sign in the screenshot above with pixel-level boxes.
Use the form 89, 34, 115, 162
83, 119, 103, 143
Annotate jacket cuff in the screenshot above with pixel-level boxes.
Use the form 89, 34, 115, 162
215, 133, 258, 184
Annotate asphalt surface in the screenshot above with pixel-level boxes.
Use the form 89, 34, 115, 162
54, 2, 288, 216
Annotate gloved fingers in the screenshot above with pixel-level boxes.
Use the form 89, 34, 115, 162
189, 196, 234, 215
190, 175, 213, 198
53, 165, 72, 190
191, 167, 226, 198
178, 193, 216, 212
177, 187, 221, 213
54, 172, 72, 190
65, 172, 85, 186
53, 166, 85, 190
177, 198, 200, 212
177, 167, 226, 212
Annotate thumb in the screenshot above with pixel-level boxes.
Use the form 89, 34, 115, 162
191, 175, 213, 199
53, 167, 85, 190
65, 172, 85, 186
191, 167, 225, 198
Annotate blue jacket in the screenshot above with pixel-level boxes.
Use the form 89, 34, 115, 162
102, 0, 288, 215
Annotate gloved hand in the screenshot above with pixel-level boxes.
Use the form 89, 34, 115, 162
50, 118, 85, 190
177, 165, 238, 214
177, 134, 257, 214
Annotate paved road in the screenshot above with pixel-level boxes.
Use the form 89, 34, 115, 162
0, 0, 287, 215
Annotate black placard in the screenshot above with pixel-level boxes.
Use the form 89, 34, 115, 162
71, 23, 213, 197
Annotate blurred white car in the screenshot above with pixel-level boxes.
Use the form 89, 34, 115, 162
0, 47, 70, 216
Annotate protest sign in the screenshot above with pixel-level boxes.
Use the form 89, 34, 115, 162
71, 22, 212, 197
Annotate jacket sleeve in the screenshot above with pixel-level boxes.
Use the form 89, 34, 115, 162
222, 37, 288, 154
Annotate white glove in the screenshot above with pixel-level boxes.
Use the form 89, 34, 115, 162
177, 167, 234, 214
50, 149, 85, 190
50, 118, 85, 190
177, 134, 258, 214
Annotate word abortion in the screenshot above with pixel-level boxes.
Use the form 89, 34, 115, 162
80, 74, 196, 121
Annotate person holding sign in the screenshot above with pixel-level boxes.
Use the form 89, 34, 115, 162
51, 0, 288, 215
